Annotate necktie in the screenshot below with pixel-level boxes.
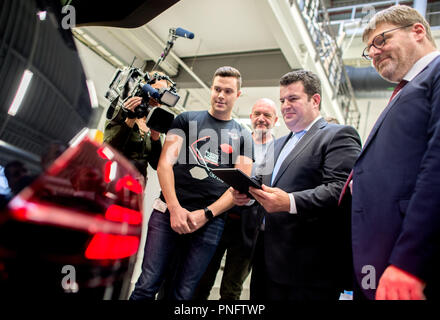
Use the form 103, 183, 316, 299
262, 130, 306, 230
388, 80, 408, 103
338, 170, 353, 206
338, 79, 409, 206
271, 130, 306, 185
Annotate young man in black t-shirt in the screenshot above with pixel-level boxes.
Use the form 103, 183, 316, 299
130, 66, 253, 300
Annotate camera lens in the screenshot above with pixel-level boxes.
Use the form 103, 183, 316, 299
134, 102, 149, 118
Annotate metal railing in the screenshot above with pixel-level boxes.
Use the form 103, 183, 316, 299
294, 0, 361, 128
325, 0, 440, 28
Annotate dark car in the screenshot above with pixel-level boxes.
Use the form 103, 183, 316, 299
0, 0, 179, 299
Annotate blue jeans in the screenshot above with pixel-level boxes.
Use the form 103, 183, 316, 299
130, 209, 225, 300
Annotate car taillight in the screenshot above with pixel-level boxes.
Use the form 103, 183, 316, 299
104, 161, 118, 183
6, 137, 145, 261
115, 175, 143, 194
84, 233, 139, 260
104, 204, 142, 225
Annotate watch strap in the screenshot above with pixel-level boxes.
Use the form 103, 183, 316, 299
204, 207, 214, 220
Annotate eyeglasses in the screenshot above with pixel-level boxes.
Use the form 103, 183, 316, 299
362, 24, 413, 60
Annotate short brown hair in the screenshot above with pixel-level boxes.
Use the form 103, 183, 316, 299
213, 66, 242, 91
363, 5, 436, 47
280, 70, 321, 100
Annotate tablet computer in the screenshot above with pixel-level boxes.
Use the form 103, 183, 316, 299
211, 168, 261, 197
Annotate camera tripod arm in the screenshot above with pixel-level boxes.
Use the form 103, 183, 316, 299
152, 30, 177, 71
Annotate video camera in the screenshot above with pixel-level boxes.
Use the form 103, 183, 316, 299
105, 26, 195, 133
105, 67, 179, 133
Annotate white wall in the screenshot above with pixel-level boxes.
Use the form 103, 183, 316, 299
355, 96, 391, 143
75, 39, 118, 132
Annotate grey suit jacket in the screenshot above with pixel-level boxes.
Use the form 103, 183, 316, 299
254, 117, 361, 289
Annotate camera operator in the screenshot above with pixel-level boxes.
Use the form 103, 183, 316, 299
103, 72, 169, 185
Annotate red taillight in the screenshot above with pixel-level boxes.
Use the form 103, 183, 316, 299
10, 206, 28, 221
115, 175, 142, 194
6, 138, 144, 261
97, 147, 108, 160
105, 205, 142, 225
85, 205, 142, 260
104, 161, 118, 183
85, 233, 140, 260
97, 146, 115, 160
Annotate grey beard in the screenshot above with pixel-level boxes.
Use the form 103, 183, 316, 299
254, 128, 270, 139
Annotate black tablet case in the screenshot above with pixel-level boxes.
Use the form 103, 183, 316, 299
211, 168, 261, 197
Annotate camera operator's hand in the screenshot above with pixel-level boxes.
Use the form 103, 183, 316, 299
135, 118, 150, 135
150, 129, 160, 141
123, 97, 143, 128
124, 97, 160, 142
135, 118, 160, 141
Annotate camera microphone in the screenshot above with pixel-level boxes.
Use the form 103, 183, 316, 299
141, 83, 161, 100
172, 27, 194, 39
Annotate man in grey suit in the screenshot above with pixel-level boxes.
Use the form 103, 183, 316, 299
233, 70, 361, 300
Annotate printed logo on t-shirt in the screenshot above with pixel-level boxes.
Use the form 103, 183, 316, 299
189, 166, 209, 180
220, 144, 234, 154
190, 136, 218, 167
204, 150, 219, 164
188, 136, 236, 182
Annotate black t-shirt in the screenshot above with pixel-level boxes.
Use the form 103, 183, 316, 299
160, 111, 253, 211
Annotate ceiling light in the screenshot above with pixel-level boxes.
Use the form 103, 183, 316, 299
110, 56, 124, 67
37, 11, 47, 20
73, 28, 84, 35
86, 80, 99, 108
96, 45, 111, 56
8, 69, 33, 116
69, 127, 89, 147
82, 33, 98, 46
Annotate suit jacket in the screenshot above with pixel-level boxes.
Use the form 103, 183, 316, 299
252, 118, 361, 289
351, 55, 440, 300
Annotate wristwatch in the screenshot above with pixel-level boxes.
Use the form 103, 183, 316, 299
204, 207, 214, 221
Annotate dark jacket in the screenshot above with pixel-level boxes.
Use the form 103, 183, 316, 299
104, 120, 162, 177
254, 118, 361, 293
351, 55, 440, 300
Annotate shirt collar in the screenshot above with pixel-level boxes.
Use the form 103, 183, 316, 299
404, 51, 440, 81
301, 115, 322, 133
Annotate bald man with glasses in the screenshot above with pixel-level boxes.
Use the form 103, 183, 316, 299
342, 5, 440, 300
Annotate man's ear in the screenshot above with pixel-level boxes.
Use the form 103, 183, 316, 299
312, 93, 321, 109
237, 90, 242, 98
412, 23, 426, 42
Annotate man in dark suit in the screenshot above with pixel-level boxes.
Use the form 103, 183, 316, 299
347, 5, 440, 300
233, 70, 361, 300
